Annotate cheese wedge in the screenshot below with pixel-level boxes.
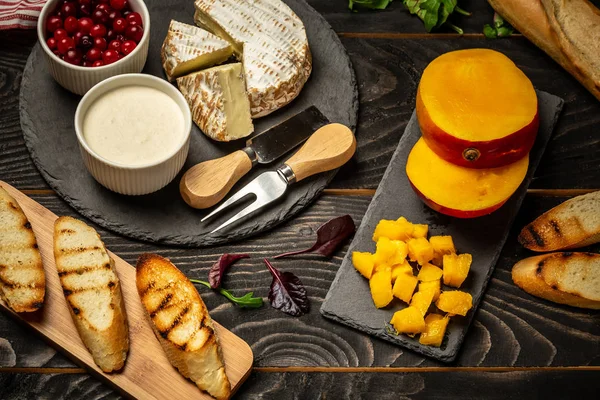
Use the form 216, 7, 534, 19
194, 0, 312, 118
177, 63, 254, 142
161, 20, 234, 82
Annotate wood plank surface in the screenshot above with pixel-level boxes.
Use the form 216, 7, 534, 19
0, 182, 253, 399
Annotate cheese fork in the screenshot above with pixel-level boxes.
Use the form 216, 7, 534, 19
202, 123, 356, 234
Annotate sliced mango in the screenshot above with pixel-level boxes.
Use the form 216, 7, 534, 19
412, 224, 428, 239
419, 314, 450, 347
352, 251, 375, 279
417, 263, 443, 282
407, 237, 434, 266
392, 272, 418, 304
369, 269, 393, 308
390, 306, 426, 334
436, 290, 473, 316
389, 240, 408, 265
442, 253, 472, 288
430, 235, 456, 266
410, 288, 435, 316
419, 280, 441, 301
373, 220, 412, 242
391, 262, 413, 283
374, 237, 397, 266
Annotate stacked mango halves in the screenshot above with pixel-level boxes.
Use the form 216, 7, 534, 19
352, 217, 473, 347
407, 49, 538, 218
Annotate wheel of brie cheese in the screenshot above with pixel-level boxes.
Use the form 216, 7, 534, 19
160, 0, 312, 142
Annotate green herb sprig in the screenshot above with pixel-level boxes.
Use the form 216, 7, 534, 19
191, 279, 264, 308
403, 0, 471, 34
349, 0, 394, 10
483, 13, 514, 39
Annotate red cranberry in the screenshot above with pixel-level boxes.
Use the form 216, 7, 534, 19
125, 12, 142, 26
90, 24, 107, 38
96, 3, 112, 13
93, 37, 107, 50
78, 3, 92, 16
53, 49, 62, 57
78, 17, 93, 34
61, 2, 77, 18
108, 10, 121, 22
86, 47, 102, 61
106, 29, 116, 41
46, 37, 58, 50
64, 16, 79, 34
57, 37, 75, 55
92, 60, 104, 67
82, 60, 92, 67
109, 0, 127, 11
92, 9, 108, 24
64, 48, 83, 65
115, 34, 125, 42
53, 28, 68, 41
102, 49, 119, 64
108, 40, 121, 52
125, 24, 143, 43
46, 16, 63, 33
73, 31, 84, 46
112, 17, 127, 33
79, 34, 94, 49
120, 39, 136, 55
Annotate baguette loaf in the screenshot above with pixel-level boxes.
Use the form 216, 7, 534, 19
512, 252, 600, 309
136, 253, 231, 400
518, 190, 600, 251
53, 216, 129, 372
0, 186, 45, 312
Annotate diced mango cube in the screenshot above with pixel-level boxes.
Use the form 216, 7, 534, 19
407, 237, 434, 265
412, 224, 428, 238
352, 251, 375, 279
374, 237, 396, 266
430, 235, 456, 266
436, 291, 473, 316
375, 263, 392, 273
389, 240, 408, 265
369, 270, 393, 308
417, 263, 443, 282
410, 288, 435, 316
391, 262, 413, 283
373, 220, 413, 242
390, 306, 426, 334
419, 280, 441, 301
419, 314, 450, 347
442, 253, 472, 288
392, 272, 418, 303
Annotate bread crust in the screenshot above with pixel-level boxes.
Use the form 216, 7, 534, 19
136, 253, 231, 400
53, 216, 129, 372
512, 252, 600, 309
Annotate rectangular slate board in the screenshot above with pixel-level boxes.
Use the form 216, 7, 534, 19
321, 91, 564, 363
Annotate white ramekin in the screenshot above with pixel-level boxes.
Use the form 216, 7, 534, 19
74, 74, 192, 195
37, 0, 151, 95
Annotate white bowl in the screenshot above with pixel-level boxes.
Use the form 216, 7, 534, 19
37, 0, 150, 95
74, 74, 191, 195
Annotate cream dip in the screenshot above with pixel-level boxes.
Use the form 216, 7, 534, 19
83, 85, 185, 166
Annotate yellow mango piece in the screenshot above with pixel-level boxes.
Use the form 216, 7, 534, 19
375, 263, 392, 273
373, 220, 412, 242
352, 251, 375, 279
442, 253, 472, 288
419, 314, 450, 347
417, 263, 443, 282
419, 280, 441, 301
407, 237, 434, 265
369, 270, 393, 308
430, 235, 456, 266
391, 262, 413, 283
390, 306, 426, 334
389, 240, 409, 265
410, 288, 435, 316
412, 224, 428, 238
392, 272, 418, 303
436, 291, 473, 316
374, 237, 396, 266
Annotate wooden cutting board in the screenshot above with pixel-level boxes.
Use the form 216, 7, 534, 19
0, 181, 253, 399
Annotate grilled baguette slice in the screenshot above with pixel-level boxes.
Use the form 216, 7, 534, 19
136, 253, 231, 400
518, 190, 600, 251
512, 252, 600, 309
0, 186, 45, 312
53, 216, 129, 372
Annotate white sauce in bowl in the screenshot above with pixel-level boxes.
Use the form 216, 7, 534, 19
83, 85, 184, 166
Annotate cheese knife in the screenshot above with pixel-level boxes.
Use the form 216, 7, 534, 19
180, 106, 329, 209
201, 123, 356, 234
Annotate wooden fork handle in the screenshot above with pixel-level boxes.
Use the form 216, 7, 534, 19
180, 150, 253, 209
284, 123, 356, 183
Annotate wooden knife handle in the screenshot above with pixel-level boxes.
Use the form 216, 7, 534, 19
180, 150, 253, 209
284, 123, 356, 183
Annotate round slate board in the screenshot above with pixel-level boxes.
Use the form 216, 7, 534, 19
20, 0, 358, 247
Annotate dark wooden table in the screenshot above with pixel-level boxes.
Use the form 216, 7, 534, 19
1, 1, 599, 398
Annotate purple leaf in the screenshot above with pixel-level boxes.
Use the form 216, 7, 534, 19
208, 253, 249, 289
274, 215, 356, 259
265, 259, 309, 317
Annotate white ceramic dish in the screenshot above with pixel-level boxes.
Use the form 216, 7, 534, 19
37, 0, 150, 95
74, 74, 191, 195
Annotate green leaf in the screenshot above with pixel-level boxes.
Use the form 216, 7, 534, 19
403, 0, 421, 14
190, 279, 264, 309
483, 24, 498, 39
419, 0, 441, 32
349, 0, 393, 10
497, 26, 514, 37
437, 0, 457, 27
493, 12, 504, 28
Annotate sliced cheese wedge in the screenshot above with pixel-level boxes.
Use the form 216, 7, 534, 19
161, 20, 234, 82
177, 63, 254, 142
194, 0, 312, 118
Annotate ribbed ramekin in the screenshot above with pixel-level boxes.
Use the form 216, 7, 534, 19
37, 0, 150, 96
74, 74, 192, 195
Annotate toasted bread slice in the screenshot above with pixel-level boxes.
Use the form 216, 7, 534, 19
0, 186, 45, 312
136, 253, 231, 400
53, 216, 129, 372
518, 190, 600, 252
512, 252, 600, 309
